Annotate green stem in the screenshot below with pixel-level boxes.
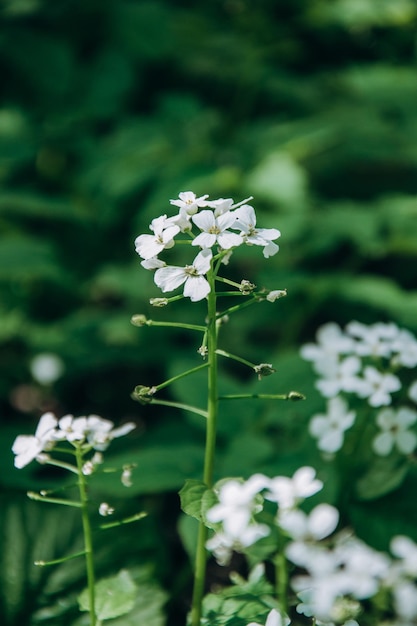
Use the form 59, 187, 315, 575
219, 393, 289, 400
75, 445, 96, 626
190, 262, 219, 626
150, 399, 208, 419
145, 320, 206, 332
275, 551, 288, 614
216, 296, 258, 319
155, 363, 209, 392
215, 348, 256, 369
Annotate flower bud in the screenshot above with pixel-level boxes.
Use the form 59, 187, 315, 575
239, 280, 256, 295
132, 385, 156, 404
254, 363, 276, 380
131, 314, 148, 327
266, 289, 287, 302
286, 390, 306, 401
99, 502, 115, 516
149, 298, 169, 307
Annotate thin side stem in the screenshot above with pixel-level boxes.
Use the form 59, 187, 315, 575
190, 264, 219, 626
75, 445, 96, 626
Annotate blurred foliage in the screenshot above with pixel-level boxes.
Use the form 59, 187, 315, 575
1, 0, 417, 623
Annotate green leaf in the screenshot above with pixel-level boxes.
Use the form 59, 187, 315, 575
78, 570, 136, 620
179, 478, 209, 521
356, 455, 409, 500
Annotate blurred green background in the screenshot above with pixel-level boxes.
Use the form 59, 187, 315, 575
1, 1, 417, 624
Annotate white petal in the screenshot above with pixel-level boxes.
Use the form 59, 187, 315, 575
396, 430, 417, 454
262, 241, 279, 258
193, 248, 212, 273
372, 432, 393, 455
35, 412, 58, 439
192, 210, 215, 231
183, 276, 210, 301
217, 231, 243, 249
192, 232, 217, 248
308, 503, 339, 539
154, 267, 186, 292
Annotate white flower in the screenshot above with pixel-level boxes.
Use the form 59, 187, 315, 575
12, 412, 58, 468
346, 321, 400, 358
53, 414, 135, 450
391, 329, 417, 368
247, 608, 290, 626
154, 248, 212, 302
84, 415, 136, 451
336, 537, 391, 600
54, 414, 89, 442
309, 397, 356, 453
392, 579, 417, 620
279, 503, 339, 541
356, 366, 401, 407
30, 353, 64, 385
265, 466, 323, 510
206, 474, 269, 539
372, 407, 417, 456
232, 204, 281, 258
207, 195, 253, 216
169, 191, 209, 215
134, 214, 180, 260
300, 323, 354, 365
191, 210, 243, 250
315, 355, 362, 398
206, 523, 270, 565
390, 535, 417, 577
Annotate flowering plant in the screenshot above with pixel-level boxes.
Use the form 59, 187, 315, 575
12, 191, 417, 626
11, 412, 143, 625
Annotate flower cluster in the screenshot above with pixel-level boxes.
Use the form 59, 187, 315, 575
134, 191, 281, 302
301, 321, 417, 455
289, 528, 417, 626
12, 411, 136, 469
205, 464, 417, 626
205, 466, 323, 565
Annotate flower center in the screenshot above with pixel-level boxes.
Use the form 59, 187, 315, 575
185, 265, 199, 277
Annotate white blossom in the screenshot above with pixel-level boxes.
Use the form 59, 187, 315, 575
390, 535, 417, 577
356, 366, 401, 407
300, 323, 354, 365
315, 355, 363, 398
154, 248, 212, 302
12, 412, 58, 469
232, 204, 281, 258
53, 414, 135, 451
191, 210, 243, 250
265, 466, 323, 510
169, 191, 209, 215
279, 503, 339, 541
346, 321, 400, 358
206, 474, 269, 539
391, 329, 417, 368
134, 214, 180, 260
372, 407, 417, 456
309, 397, 356, 453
